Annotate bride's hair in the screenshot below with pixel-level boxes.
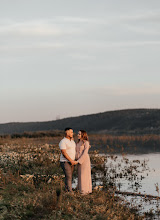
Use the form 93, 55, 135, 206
79, 130, 88, 141
78, 130, 91, 148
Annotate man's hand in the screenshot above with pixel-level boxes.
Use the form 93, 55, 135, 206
61, 150, 78, 165
71, 160, 78, 166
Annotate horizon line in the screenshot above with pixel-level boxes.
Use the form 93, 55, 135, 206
0, 107, 159, 125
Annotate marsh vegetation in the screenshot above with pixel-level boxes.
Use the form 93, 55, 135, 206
0, 133, 160, 219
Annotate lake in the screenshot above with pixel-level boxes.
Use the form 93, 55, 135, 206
101, 153, 160, 218
73, 152, 160, 219
120, 153, 160, 196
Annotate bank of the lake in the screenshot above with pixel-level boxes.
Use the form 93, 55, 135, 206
0, 137, 144, 220
93, 153, 160, 219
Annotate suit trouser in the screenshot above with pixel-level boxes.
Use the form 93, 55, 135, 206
60, 162, 74, 192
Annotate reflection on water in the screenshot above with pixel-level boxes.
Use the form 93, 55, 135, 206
103, 153, 160, 218
73, 153, 160, 218
123, 153, 160, 197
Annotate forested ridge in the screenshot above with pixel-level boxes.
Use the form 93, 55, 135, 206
0, 109, 160, 135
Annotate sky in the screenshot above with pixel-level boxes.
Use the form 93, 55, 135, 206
1, 0, 160, 123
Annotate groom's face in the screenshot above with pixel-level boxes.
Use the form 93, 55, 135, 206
66, 129, 73, 138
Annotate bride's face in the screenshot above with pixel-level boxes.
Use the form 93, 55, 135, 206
77, 131, 82, 140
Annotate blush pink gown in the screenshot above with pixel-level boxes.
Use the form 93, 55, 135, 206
76, 140, 92, 194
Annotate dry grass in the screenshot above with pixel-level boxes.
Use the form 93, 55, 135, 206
0, 136, 147, 219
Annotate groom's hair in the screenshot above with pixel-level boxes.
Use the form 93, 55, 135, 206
65, 127, 73, 132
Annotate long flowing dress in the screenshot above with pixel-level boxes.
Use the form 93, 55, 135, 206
76, 140, 92, 194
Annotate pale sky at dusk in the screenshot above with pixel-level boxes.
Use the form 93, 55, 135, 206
1, 0, 160, 123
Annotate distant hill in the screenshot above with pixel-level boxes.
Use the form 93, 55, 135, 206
0, 109, 160, 135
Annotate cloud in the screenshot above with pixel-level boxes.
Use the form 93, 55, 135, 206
113, 85, 160, 96
0, 43, 65, 51
69, 40, 160, 51
109, 9, 160, 24
1, 12, 160, 53
0, 21, 59, 36
108, 41, 160, 47
1, 39, 160, 53
114, 10, 160, 38
0, 57, 23, 63
53, 16, 94, 24
127, 10, 160, 23
0, 18, 83, 37
84, 84, 160, 96
125, 25, 160, 36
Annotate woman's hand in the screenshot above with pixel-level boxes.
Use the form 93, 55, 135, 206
71, 160, 78, 166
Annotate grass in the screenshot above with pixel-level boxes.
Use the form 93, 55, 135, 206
0, 135, 149, 219
0, 179, 143, 220
1, 132, 160, 154
89, 133, 160, 154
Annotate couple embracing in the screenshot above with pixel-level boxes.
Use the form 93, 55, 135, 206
59, 127, 92, 195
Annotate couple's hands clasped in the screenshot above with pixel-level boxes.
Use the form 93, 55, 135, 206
71, 160, 78, 166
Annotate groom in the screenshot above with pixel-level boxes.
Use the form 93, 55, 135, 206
59, 127, 78, 192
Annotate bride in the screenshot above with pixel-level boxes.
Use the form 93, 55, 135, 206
76, 130, 92, 194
